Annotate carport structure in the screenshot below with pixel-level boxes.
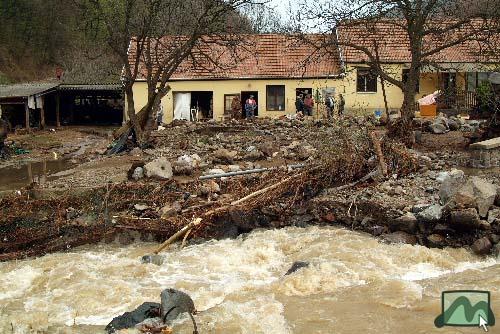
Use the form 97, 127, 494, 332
0, 82, 123, 130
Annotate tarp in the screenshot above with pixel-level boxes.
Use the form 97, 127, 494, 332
173, 93, 191, 120
418, 91, 440, 106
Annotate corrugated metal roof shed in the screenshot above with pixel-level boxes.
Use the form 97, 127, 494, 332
0, 82, 60, 99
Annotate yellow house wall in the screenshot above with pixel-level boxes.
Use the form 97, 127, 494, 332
127, 64, 487, 123
129, 78, 345, 123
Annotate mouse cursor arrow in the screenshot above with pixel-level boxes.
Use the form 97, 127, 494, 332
479, 315, 488, 332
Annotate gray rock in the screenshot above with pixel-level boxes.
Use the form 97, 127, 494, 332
390, 212, 418, 233
415, 204, 443, 223
130, 165, 144, 180
488, 208, 500, 224
382, 231, 417, 245
145, 158, 173, 180
449, 208, 481, 229
447, 177, 498, 217
470, 177, 498, 217
160, 289, 196, 323
438, 169, 465, 204
471, 237, 493, 255
412, 204, 432, 214
429, 123, 448, 134
141, 254, 165, 266
285, 261, 310, 275
447, 118, 461, 131
105, 302, 160, 333
414, 130, 423, 144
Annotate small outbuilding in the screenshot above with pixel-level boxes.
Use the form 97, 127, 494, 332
0, 82, 123, 130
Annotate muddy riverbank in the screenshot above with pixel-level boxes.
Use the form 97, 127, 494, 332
1, 119, 499, 262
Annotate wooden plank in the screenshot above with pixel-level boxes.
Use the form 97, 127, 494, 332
24, 100, 30, 131
470, 137, 500, 150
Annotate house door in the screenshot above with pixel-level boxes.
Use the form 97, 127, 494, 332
241, 91, 258, 118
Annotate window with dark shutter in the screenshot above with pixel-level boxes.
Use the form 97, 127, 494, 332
356, 69, 377, 93
266, 85, 285, 111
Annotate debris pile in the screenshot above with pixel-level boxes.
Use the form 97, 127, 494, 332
0, 118, 420, 260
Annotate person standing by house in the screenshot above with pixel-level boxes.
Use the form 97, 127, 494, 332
245, 95, 257, 118
303, 94, 314, 116
231, 95, 242, 119
295, 94, 304, 115
338, 94, 345, 116
325, 94, 335, 119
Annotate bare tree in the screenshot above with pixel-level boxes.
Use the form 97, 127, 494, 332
296, 0, 498, 145
81, 0, 260, 146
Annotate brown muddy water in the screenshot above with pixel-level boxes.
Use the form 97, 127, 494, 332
0, 160, 74, 192
0, 226, 498, 334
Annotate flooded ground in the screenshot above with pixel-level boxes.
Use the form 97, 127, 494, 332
0, 160, 75, 192
0, 226, 498, 334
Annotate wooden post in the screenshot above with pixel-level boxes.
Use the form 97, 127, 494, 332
40, 96, 46, 129
25, 100, 30, 131
56, 93, 61, 127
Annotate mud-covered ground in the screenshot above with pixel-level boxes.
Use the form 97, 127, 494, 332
1, 118, 499, 261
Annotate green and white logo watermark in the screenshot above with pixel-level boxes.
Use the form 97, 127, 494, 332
435, 291, 495, 332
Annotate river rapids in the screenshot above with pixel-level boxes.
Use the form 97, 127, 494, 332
0, 226, 498, 333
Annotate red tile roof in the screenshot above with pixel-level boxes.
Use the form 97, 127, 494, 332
128, 34, 342, 81
337, 20, 500, 64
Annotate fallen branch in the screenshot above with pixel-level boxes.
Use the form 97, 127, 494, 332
231, 175, 296, 206
154, 218, 202, 254
370, 132, 388, 177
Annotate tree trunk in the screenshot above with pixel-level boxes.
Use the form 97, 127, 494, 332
387, 66, 419, 147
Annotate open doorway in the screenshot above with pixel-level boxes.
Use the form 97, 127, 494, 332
241, 91, 258, 118
191, 91, 213, 120
295, 88, 312, 112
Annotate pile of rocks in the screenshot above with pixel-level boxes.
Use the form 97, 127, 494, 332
388, 170, 500, 255
105, 288, 196, 333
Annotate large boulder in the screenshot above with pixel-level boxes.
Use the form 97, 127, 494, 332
471, 237, 493, 255
105, 302, 160, 333
145, 158, 173, 180
390, 212, 418, 233
449, 208, 481, 229
429, 123, 448, 134
438, 169, 465, 204
447, 177, 498, 217
160, 289, 196, 323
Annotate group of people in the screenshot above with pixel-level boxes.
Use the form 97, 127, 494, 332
295, 93, 345, 119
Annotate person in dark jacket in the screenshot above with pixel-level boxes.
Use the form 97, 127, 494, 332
295, 94, 304, 114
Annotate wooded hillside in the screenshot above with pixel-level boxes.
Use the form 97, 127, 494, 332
0, 0, 276, 84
